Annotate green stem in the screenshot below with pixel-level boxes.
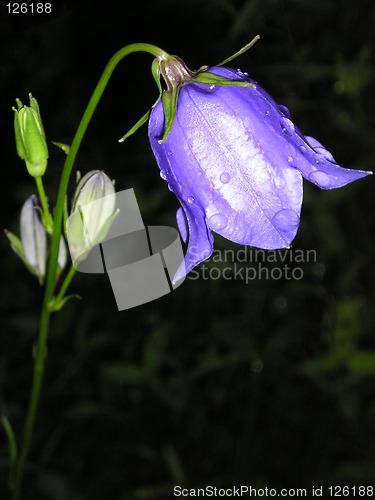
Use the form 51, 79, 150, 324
35, 176, 53, 234
11, 42, 168, 499
54, 265, 76, 305
13, 306, 50, 499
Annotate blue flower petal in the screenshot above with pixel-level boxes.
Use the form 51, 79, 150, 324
176, 207, 188, 243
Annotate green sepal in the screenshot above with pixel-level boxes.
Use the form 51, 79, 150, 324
13, 107, 26, 160
29, 93, 44, 132
118, 109, 151, 142
15, 98, 23, 111
47, 294, 81, 312
52, 141, 70, 154
119, 58, 164, 143
217, 35, 260, 67
193, 71, 256, 89
159, 86, 180, 143
151, 57, 163, 101
4, 229, 40, 279
4, 229, 24, 261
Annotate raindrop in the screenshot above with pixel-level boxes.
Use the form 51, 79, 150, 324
278, 105, 290, 118
315, 147, 335, 163
209, 85, 215, 90
272, 209, 300, 231
160, 171, 168, 180
287, 156, 294, 164
308, 170, 332, 188
265, 110, 270, 117
279, 117, 295, 136
208, 213, 228, 231
167, 151, 172, 156
187, 196, 195, 204
220, 172, 231, 184
273, 176, 286, 189
299, 145, 307, 154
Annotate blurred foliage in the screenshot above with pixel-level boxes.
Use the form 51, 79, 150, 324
1, 0, 375, 498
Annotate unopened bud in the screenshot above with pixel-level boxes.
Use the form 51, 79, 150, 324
13, 94, 48, 177
67, 170, 118, 264
20, 195, 47, 283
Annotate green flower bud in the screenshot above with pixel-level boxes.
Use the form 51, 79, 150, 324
20, 195, 48, 284
13, 94, 49, 177
67, 170, 119, 264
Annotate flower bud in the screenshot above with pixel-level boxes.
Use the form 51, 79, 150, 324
20, 195, 47, 283
13, 94, 48, 177
67, 170, 118, 264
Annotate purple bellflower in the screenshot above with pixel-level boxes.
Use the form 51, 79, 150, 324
146, 51, 371, 281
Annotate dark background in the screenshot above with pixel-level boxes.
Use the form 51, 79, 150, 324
1, 0, 375, 498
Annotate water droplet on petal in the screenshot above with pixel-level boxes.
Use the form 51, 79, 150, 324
287, 156, 294, 164
167, 151, 172, 156
272, 209, 300, 231
187, 196, 195, 204
160, 170, 168, 180
299, 145, 307, 154
278, 105, 290, 118
305, 137, 336, 163
209, 85, 215, 90
315, 147, 335, 163
220, 172, 231, 184
273, 176, 286, 189
308, 170, 332, 188
265, 110, 270, 117
315, 152, 326, 163
208, 213, 228, 231
280, 117, 295, 136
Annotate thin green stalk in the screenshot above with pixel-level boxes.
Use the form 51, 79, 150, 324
13, 306, 50, 500
11, 42, 167, 499
54, 265, 76, 305
34, 176, 53, 234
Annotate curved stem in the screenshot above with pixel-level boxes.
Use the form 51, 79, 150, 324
46, 43, 167, 306
12, 42, 167, 499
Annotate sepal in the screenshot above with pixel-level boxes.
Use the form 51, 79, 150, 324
159, 86, 180, 143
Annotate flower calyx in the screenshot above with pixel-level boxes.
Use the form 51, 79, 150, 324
119, 36, 260, 144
